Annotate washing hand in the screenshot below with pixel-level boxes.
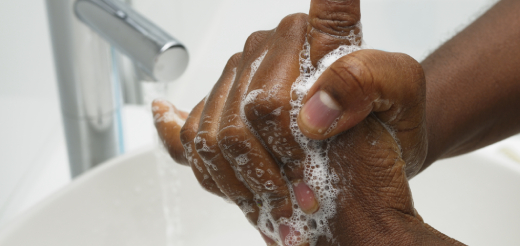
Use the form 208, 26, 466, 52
152, 0, 463, 245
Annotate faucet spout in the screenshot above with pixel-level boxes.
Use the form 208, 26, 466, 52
74, 0, 189, 82
46, 0, 188, 177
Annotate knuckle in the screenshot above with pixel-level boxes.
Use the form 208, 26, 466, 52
243, 30, 270, 58
330, 55, 372, 95
311, 15, 359, 36
243, 91, 285, 123
194, 131, 219, 160
242, 90, 304, 162
310, 3, 360, 36
179, 123, 196, 146
225, 52, 243, 70
280, 13, 308, 25
199, 178, 216, 192
266, 195, 293, 219
277, 13, 308, 32
276, 14, 308, 45
220, 135, 252, 158
392, 52, 426, 93
395, 53, 424, 76
217, 121, 251, 157
266, 188, 291, 206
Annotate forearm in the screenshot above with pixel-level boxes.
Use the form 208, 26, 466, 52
352, 211, 466, 245
422, 0, 520, 168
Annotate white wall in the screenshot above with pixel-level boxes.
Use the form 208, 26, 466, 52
158, 0, 497, 110
0, 1, 58, 99
0, 0, 67, 225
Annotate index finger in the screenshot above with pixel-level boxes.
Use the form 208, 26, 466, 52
152, 99, 189, 165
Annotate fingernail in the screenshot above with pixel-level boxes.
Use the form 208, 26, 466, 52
260, 232, 277, 246
279, 224, 291, 246
300, 90, 341, 134
293, 181, 319, 214
279, 225, 306, 246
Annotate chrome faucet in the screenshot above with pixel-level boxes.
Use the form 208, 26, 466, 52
46, 0, 188, 177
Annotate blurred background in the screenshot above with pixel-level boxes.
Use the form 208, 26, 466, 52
0, 0, 498, 227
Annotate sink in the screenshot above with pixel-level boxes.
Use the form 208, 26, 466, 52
0, 146, 266, 246
0, 137, 519, 246
410, 138, 520, 245
1, 0, 516, 245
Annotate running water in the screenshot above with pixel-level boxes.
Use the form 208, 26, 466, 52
155, 146, 183, 246
144, 81, 184, 246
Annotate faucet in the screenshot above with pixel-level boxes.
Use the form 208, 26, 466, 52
45, 0, 188, 177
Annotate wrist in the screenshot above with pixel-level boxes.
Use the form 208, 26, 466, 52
373, 212, 464, 246
421, 60, 452, 172
337, 207, 463, 246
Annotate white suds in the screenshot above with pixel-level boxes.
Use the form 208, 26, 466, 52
153, 99, 186, 126
195, 68, 238, 173
224, 28, 364, 245
254, 26, 365, 246
240, 50, 269, 136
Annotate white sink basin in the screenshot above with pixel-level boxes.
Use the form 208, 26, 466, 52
0, 147, 265, 246
0, 138, 519, 246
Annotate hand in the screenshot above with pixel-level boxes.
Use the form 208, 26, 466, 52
152, 0, 462, 245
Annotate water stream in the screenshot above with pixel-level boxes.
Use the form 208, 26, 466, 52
142, 81, 184, 246
155, 146, 183, 246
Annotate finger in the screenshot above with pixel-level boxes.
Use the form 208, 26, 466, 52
260, 231, 278, 246
218, 45, 293, 224
180, 99, 226, 197
195, 53, 260, 225
297, 49, 427, 176
243, 14, 320, 215
152, 99, 189, 165
308, 0, 362, 65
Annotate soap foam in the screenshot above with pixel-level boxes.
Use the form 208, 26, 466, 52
250, 27, 364, 246
195, 68, 240, 180
152, 98, 186, 126
221, 28, 364, 245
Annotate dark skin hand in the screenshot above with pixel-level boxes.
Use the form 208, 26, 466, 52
422, 0, 520, 169
152, 0, 520, 245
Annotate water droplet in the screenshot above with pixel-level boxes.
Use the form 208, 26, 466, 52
264, 180, 277, 190
256, 168, 265, 177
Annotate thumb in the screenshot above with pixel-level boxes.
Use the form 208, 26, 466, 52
297, 49, 426, 166
308, 0, 362, 66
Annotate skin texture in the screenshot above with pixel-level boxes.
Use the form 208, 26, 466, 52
152, 0, 520, 245
422, 0, 520, 169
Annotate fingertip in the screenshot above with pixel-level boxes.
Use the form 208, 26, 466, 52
279, 224, 308, 246
152, 98, 187, 125
151, 98, 188, 165
307, 0, 362, 65
279, 224, 291, 246
151, 98, 172, 113
293, 181, 319, 214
